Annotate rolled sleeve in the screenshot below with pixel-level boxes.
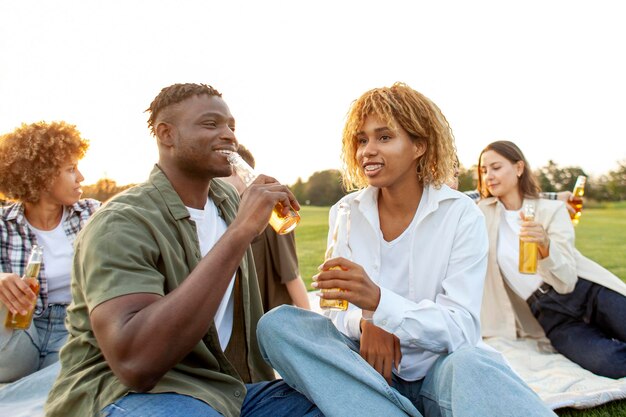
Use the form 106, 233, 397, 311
75, 210, 167, 312
327, 304, 365, 340
373, 288, 407, 333
344, 308, 364, 339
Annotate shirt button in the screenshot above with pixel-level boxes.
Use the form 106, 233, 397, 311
234, 390, 242, 398
381, 320, 388, 326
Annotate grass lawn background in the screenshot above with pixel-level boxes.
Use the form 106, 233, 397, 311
294, 202, 626, 416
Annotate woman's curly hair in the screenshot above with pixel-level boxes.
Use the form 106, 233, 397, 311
341, 82, 457, 191
0, 121, 89, 203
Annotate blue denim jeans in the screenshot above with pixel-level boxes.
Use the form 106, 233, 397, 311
257, 306, 556, 417
100, 380, 322, 417
528, 278, 626, 378
0, 360, 61, 416
0, 304, 68, 382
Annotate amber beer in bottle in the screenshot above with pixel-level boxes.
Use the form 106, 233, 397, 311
5, 245, 43, 329
319, 203, 350, 311
519, 204, 538, 274
227, 152, 300, 235
569, 175, 586, 226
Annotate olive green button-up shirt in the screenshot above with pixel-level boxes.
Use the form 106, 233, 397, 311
46, 166, 274, 417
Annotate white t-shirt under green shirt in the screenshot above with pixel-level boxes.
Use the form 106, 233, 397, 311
186, 198, 235, 351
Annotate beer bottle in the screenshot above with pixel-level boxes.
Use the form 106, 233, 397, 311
320, 203, 350, 311
5, 245, 43, 329
226, 152, 300, 235
519, 204, 538, 274
569, 175, 586, 226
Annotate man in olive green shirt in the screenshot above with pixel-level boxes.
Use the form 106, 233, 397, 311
45, 83, 319, 417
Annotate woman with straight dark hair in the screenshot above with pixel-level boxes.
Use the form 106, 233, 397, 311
478, 140, 626, 378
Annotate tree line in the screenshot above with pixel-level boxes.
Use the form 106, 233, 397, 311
76, 171, 350, 206
457, 159, 626, 202
291, 159, 626, 206
5, 159, 617, 206
288, 159, 626, 206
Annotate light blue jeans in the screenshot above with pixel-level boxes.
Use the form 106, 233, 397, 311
0, 360, 61, 416
257, 306, 556, 417
100, 380, 322, 417
0, 304, 68, 383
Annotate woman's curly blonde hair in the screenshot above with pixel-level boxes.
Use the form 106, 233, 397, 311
341, 82, 457, 191
0, 121, 89, 203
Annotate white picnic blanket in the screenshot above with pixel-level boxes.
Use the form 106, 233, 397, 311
484, 336, 626, 410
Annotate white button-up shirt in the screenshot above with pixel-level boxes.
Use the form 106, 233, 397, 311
326, 184, 489, 381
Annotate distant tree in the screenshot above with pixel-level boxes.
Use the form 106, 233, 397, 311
305, 170, 346, 206
535, 168, 555, 192
290, 177, 307, 204
82, 178, 134, 202
535, 160, 561, 192
590, 175, 612, 201
457, 164, 476, 192
557, 167, 586, 192
535, 160, 586, 193
604, 160, 626, 201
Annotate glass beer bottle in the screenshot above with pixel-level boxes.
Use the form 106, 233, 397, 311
569, 175, 586, 226
5, 245, 43, 329
319, 203, 350, 311
519, 204, 538, 274
226, 152, 300, 235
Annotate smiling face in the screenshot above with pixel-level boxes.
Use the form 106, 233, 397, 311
40, 159, 84, 206
354, 115, 425, 190
479, 149, 523, 200
158, 94, 238, 179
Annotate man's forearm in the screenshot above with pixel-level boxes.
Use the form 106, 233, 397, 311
91, 225, 254, 391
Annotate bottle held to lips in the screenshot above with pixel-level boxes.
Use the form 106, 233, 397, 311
569, 175, 586, 226
319, 203, 350, 311
519, 204, 538, 274
5, 245, 43, 329
226, 152, 300, 235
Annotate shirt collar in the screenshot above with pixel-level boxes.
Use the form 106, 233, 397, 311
354, 183, 462, 212
148, 165, 189, 221
148, 164, 232, 221
2, 202, 26, 223
2, 200, 88, 227
481, 196, 499, 206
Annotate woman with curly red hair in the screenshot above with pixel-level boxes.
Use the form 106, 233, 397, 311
0, 121, 99, 382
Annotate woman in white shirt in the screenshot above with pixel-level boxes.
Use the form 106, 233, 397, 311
0, 121, 99, 382
477, 140, 626, 378
258, 84, 555, 416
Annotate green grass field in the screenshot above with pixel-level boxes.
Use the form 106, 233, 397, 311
294, 203, 626, 416
575, 201, 626, 281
